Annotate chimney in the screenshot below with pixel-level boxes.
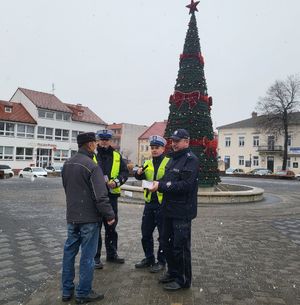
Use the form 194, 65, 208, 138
251, 111, 257, 118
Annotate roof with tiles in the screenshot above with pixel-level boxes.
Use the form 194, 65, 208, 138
0, 100, 36, 124
139, 121, 167, 140
64, 103, 107, 125
217, 112, 300, 130
16, 87, 72, 113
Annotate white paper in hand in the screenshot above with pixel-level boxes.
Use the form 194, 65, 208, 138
142, 180, 154, 189
104, 175, 109, 182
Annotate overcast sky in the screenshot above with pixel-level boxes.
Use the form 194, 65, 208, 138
1, 0, 299, 128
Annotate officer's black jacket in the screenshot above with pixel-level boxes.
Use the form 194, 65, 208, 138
96, 146, 129, 197
158, 148, 199, 220
62, 147, 115, 223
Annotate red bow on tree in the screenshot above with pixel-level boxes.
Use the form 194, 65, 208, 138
190, 137, 218, 158
169, 90, 200, 108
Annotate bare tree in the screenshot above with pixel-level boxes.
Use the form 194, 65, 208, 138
256, 74, 300, 170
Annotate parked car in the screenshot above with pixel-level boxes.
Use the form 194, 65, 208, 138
225, 168, 244, 175
19, 167, 47, 178
0, 164, 14, 177
247, 168, 270, 175
44, 165, 62, 173
295, 173, 300, 181
254, 169, 273, 176
274, 170, 295, 179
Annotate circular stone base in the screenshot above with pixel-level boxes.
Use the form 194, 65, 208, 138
120, 183, 264, 205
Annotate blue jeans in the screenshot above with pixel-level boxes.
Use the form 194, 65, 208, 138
62, 222, 99, 298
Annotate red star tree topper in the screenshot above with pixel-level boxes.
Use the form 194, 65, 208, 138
186, 0, 200, 14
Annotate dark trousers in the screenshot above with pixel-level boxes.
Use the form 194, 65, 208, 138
162, 217, 192, 287
141, 203, 165, 265
95, 196, 118, 260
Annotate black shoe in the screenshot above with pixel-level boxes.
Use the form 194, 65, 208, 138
158, 273, 175, 284
62, 290, 74, 302
106, 255, 125, 264
149, 262, 165, 273
135, 258, 155, 269
94, 260, 104, 269
163, 281, 182, 291
75, 290, 104, 304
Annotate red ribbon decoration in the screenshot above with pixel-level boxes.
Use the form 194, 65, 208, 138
169, 90, 212, 110
180, 53, 204, 65
189, 137, 218, 158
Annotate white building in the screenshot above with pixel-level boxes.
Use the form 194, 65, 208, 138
217, 112, 300, 174
0, 87, 107, 170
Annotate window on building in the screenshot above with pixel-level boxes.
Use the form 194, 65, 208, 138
253, 156, 259, 166
56, 112, 63, 120
145, 145, 149, 152
239, 136, 245, 147
37, 127, 53, 140
71, 131, 84, 142
71, 150, 77, 157
5, 107, 12, 113
225, 137, 231, 147
141, 145, 144, 152
17, 124, 34, 138
288, 135, 292, 146
54, 149, 69, 161
16, 147, 34, 160
287, 157, 291, 168
253, 136, 259, 147
293, 162, 298, 168
38, 109, 54, 119
0, 146, 14, 160
0, 122, 15, 136
63, 113, 71, 121
55, 129, 69, 141
238, 156, 244, 166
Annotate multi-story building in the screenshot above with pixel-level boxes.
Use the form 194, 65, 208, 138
0, 87, 107, 170
137, 121, 167, 165
217, 112, 300, 174
107, 123, 148, 164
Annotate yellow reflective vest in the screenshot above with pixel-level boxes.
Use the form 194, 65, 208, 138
93, 152, 121, 194
109, 151, 121, 194
143, 156, 170, 204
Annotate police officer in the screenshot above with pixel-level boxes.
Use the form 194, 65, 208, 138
148, 129, 199, 290
61, 132, 115, 303
134, 135, 169, 273
94, 129, 129, 268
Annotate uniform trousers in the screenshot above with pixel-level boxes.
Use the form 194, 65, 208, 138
162, 217, 192, 287
95, 196, 118, 260
141, 202, 165, 264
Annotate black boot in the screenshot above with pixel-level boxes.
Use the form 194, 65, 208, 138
135, 258, 154, 269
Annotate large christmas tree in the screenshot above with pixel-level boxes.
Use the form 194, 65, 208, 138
164, 0, 220, 187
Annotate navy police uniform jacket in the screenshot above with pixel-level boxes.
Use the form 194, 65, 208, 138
157, 148, 199, 220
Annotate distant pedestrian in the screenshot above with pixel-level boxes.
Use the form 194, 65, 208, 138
94, 129, 129, 268
134, 135, 169, 273
148, 129, 199, 290
61, 132, 115, 304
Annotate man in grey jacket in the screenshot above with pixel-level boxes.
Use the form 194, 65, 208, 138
61, 132, 115, 304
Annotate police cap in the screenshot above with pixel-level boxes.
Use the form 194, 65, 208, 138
170, 129, 190, 140
96, 129, 113, 140
149, 135, 166, 147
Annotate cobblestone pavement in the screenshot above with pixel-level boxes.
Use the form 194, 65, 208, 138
1, 177, 300, 305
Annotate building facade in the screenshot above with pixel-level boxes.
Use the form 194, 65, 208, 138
107, 123, 148, 164
137, 121, 167, 165
217, 112, 300, 174
0, 88, 107, 170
